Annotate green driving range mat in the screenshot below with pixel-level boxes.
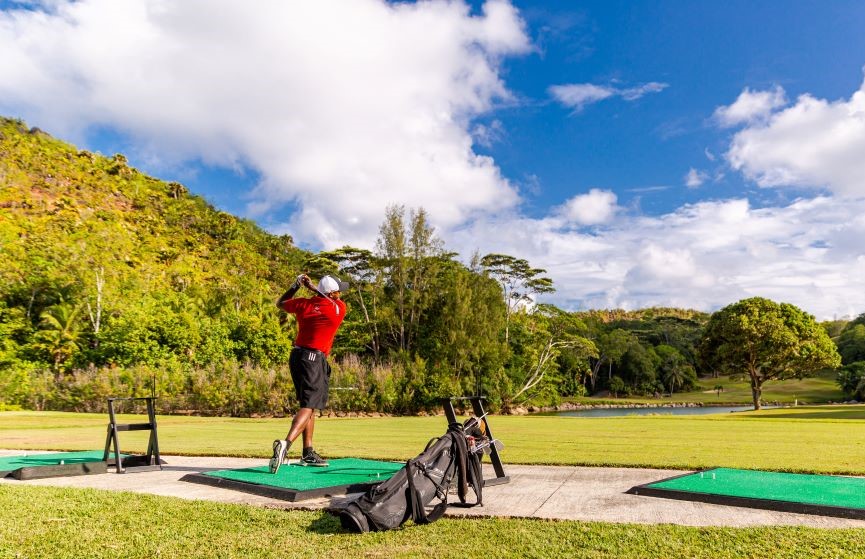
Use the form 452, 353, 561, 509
0, 451, 111, 480
628, 468, 865, 519
181, 458, 404, 502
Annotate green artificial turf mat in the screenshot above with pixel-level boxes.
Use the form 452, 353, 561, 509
648, 468, 865, 509
0, 451, 110, 474
203, 458, 403, 491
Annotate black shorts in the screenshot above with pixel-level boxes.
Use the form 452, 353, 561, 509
289, 347, 331, 409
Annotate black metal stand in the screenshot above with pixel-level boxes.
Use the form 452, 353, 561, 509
103, 397, 163, 473
442, 397, 510, 486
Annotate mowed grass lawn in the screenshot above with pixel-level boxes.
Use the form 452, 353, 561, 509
1, 484, 865, 559
673, 371, 845, 404
2, 405, 865, 474
2, 407, 865, 558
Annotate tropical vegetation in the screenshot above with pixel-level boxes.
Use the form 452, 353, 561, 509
0, 117, 860, 414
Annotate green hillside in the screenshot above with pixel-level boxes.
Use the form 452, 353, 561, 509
0, 117, 307, 301
0, 117, 311, 411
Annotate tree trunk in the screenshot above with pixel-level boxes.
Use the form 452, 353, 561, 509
589, 356, 604, 393
751, 383, 762, 410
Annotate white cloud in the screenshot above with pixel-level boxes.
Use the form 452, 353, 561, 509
2, 1, 863, 320
448, 196, 865, 320
471, 119, 506, 148
0, 0, 531, 248
725, 77, 865, 198
548, 83, 615, 111
684, 168, 708, 188
714, 85, 787, 127
549, 81, 668, 112
619, 82, 668, 101
557, 188, 618, 225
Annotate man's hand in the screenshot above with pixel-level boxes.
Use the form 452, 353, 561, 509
278, 274, 309, 308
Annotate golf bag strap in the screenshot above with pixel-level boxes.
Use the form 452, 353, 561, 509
423, 436, 441, 451
467, 450, 483, 506
447, 427, 471, 504
449, 430, 482, 507
406, 460, 448, 524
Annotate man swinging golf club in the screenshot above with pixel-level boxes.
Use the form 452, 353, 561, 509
269, 272, 348, 473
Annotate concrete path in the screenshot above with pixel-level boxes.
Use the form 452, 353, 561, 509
2, 450, 864, 529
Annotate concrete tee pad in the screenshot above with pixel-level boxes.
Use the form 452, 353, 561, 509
2, 451, 865, 528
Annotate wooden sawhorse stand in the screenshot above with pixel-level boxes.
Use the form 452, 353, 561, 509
103, 397, 163, 473
442, 397, 509, 486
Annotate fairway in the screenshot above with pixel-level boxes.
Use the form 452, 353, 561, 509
572, 371, 845, 405
2, 405, 865, 474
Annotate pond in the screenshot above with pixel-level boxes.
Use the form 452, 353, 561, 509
546, 405, 767, 417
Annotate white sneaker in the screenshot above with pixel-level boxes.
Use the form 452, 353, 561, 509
269, 439, 289, 474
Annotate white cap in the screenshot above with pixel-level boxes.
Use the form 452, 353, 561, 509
318, 275, 349, 294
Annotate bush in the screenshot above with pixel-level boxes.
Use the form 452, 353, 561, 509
0, 360, 38, 406
837, 361, 865, 401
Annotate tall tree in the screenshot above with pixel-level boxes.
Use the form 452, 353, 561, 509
377, 206, 409, 351
376, 205, 443, 354
699, 297, 841, 410
418, 258, 507, 395
589, 328, 635, 389
511, 304, 595, 402
480, 253, 554, 344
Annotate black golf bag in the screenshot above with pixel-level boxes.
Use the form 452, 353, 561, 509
335, 419, 486, 532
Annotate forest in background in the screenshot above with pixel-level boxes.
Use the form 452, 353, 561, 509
2, 116, 864, 415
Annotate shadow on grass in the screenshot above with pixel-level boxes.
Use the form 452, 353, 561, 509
307, 511, 344, 534
749, 410, 865, 420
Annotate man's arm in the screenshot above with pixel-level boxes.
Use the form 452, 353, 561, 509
276, 274, 310, 309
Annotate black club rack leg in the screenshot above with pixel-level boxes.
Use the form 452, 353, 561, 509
103, 397, 163, 473
443, 397, 510, 486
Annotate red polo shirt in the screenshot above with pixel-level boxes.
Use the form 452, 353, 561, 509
279, 296, 346, 355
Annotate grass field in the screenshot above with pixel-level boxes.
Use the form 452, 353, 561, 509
677, 371, 845, 404
0, 484, 864, 559
3, 408, 865, 558
574, 370, 845, 405
2, 405, 865, 474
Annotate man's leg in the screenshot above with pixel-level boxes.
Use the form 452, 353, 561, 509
299, 413, 327, 467
286, 407, 314, 443
302, 413, 315, 448
270, 408, 313, 474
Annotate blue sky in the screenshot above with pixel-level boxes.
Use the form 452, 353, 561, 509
1, 0, 864, 318
483, 0, 865, 215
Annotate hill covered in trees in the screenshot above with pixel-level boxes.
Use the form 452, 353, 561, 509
1, 117, 856, 414
0, 117, 308, 412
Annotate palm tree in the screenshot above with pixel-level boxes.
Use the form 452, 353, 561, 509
662, 366, 688, 397
35, 300, 83, 375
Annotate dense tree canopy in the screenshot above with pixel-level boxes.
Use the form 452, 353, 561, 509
698, 297, 841, 409
837, 323, 865, 365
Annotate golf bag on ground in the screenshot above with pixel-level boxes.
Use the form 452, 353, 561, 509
335, 419, 485, 533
